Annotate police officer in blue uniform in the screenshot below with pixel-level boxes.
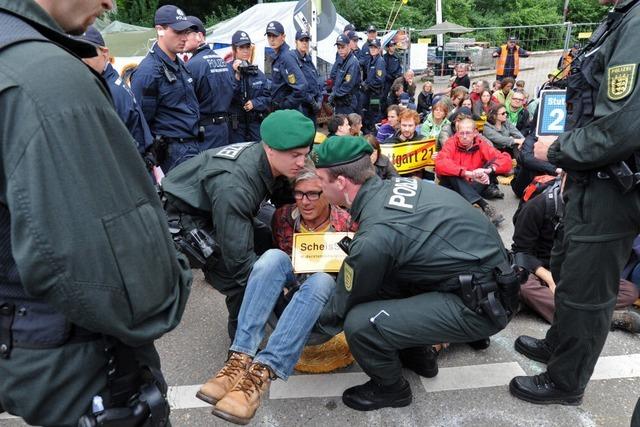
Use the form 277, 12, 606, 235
292, 29, 322, 126
381, 40, 403, 113
130, 5, 200, 172
360, 38, 386, 133
75, 26, 155, 167
183, 16, 234, 150
329, 34, 361, 115
228, 30, 272, 143
266, 21, 308, 111
358, 25, 378, 66
347, 30, 362, 62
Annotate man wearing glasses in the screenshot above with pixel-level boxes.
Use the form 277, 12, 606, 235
202, 165, 357, 424
505, 92, 531, 135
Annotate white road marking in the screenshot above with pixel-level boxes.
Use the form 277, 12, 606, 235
1, 353, 638, 420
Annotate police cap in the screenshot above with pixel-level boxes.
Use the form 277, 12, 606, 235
346, 30, 361, 41
335, 34, 349, 46
155, 5, 194, 32
261, 110, 315, 151
265, 21, 285, 36
73, 25, 105, 47
186, 16, 206, 35
367, 25, 377, 33
370, 38, 381, 48
232, 31, 252, 46
311, 136, 373, 168
296, 30, 311, 41
343, 23, 356, 32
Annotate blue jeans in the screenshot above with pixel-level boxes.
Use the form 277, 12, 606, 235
230, 249, 335, 380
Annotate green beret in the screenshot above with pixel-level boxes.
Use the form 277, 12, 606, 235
260, 110, 315, 150
311, 136, 373, 168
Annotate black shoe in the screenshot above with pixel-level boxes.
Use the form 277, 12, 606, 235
509, 373, 583, 405
514, 335, 552, 363
399, 346, 439, 378
467, 338, 491, 350
483, 183, 505, 200
342, 378, 412, 411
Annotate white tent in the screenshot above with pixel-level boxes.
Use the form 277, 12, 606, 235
205, 1, 352, 74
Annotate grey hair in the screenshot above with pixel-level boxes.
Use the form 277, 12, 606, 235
293, 159, 320, 186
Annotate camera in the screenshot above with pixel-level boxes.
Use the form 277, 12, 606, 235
238, 60, 258, 76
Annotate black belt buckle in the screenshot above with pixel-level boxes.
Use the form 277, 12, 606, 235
0, 303, 15, 359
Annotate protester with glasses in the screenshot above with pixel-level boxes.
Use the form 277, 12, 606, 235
483, 104, 524, 156
505, 90, 531, 135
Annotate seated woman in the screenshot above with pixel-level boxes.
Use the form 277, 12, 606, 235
347, 113, 363, 136
460, 96, 482, 120
493, 76, 514, 105
446, 86, 467, 120
483, 104, 524, 156
200, 165, 358, 424
365, 134, 399, 179
473, 89, 496, 120
417, 81, 434, 118
420, 101, 451, 150
376, 104, 401, 143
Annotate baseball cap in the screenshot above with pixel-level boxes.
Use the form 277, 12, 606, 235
232, 30, 252, 46
335, 34, 349, 46
367, 25, 377, 33
186, 16, 205, 35
296, 30, 311, 41
370, 38, 381, 48
73, 25, 105, 47
265, 21, 285, 36
386, 40, 396, 48
343, 23, 356, 32
508, 36, 518, 42
346, 30, 361, 41
154, 5, 194, 31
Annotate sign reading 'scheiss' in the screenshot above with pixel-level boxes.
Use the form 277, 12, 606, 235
291, 232, 354, 274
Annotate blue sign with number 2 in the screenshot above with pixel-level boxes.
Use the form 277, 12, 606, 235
536, 90, 567, 136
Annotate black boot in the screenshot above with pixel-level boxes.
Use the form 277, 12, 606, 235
509, 372, 583, 405
399, 346, 439, 378
514, 335, 552, 363
342, 378, 412, 411
467, 338, 491, 350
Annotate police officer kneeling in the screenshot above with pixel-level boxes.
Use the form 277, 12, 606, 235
312, 136, 521, 411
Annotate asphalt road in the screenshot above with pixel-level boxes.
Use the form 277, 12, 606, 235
2, 186, 639, 427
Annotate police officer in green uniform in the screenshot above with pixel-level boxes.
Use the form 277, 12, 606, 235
510, 0, 640, 405
161, 110, 315, 339
0, 0, 192, 425
311, 136, 520, 411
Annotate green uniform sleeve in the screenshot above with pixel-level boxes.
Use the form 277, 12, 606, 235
208, 182, 259, 287
548, 12, 640, 170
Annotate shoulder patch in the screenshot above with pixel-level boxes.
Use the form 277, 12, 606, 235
345, 73, 352, 83
343, 262, 354, 292
385, 177, 420, 212
376, 69, 383, 77
608, 64, 637, 101
213, 142, 254, 159
287, 73, 296, 84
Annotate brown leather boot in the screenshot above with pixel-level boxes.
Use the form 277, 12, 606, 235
196, 352, 252, 405
211, 362, 275, 425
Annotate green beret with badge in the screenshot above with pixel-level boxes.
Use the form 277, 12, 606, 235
311, 136, 373, 168
260, 109, 315, 150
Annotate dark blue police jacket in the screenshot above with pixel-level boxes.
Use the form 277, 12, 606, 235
269, 42, 308, 110
103, 63, 153, 154
331, 50, 361, 100
363, 54, 386, 95
292, 49, 322, 107
130, 42, 199, 139
186, 44, 234, 118
383, 52, 402, 87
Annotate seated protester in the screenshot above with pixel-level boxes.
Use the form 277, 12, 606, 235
512, 179, 640, 333
510, 133, 560, 198
473, 89, 497, 120
493, 77, 514, 105
204, 166, 358, 424
386, 82, 404, 108
447, 87, 467, 120
515, 80, 529, 103
435, 118, 512, 226
461, 96, 482, 120
393, 69, 416, 99
450, 63, 471, 90
348, 113, 363, 136
417, 81, 434, 117
382, 109, 422, 144
327, 113, 351, 137
365, 134, 399, 179
505, 90, 531, 136
376, 104, 401, 143
421, 101, 451, 150
491, 79, 502, 93
482, 104, 524, 156
470, 80, 489, 104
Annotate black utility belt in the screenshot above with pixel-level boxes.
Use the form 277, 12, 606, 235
594, 160, 640, 194
200, 113, 229, 126
163, 136, 198, 144
231, 111, 267, 121
0, 301, 100, 358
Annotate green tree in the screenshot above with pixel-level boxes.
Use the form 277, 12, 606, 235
114, 0, 159, 27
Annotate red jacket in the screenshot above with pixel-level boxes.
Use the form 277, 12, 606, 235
435, 134, 512, 177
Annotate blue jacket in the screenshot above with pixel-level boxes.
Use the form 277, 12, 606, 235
291, 48, 322, 106
383, 52, 403, 86
130, 42, 200, 139
186, 44, 234, 118
331, 51, 361, 100
269, 42, 308, 110
103, 63, 153, 154
228, 63, 271, 116
362, 54, 386, 96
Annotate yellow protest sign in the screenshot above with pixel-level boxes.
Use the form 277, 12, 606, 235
291, 232, 354, 274
578, 32, 592, 39
418, 38, 432, 44
379, 138, 436, 174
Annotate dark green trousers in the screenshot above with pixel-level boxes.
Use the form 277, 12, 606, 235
545, 176, 640, 392
0, 340, 160, 426
344, 292, 501, 385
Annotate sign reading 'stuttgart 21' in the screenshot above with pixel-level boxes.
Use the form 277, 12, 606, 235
536, 89, 567, 137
